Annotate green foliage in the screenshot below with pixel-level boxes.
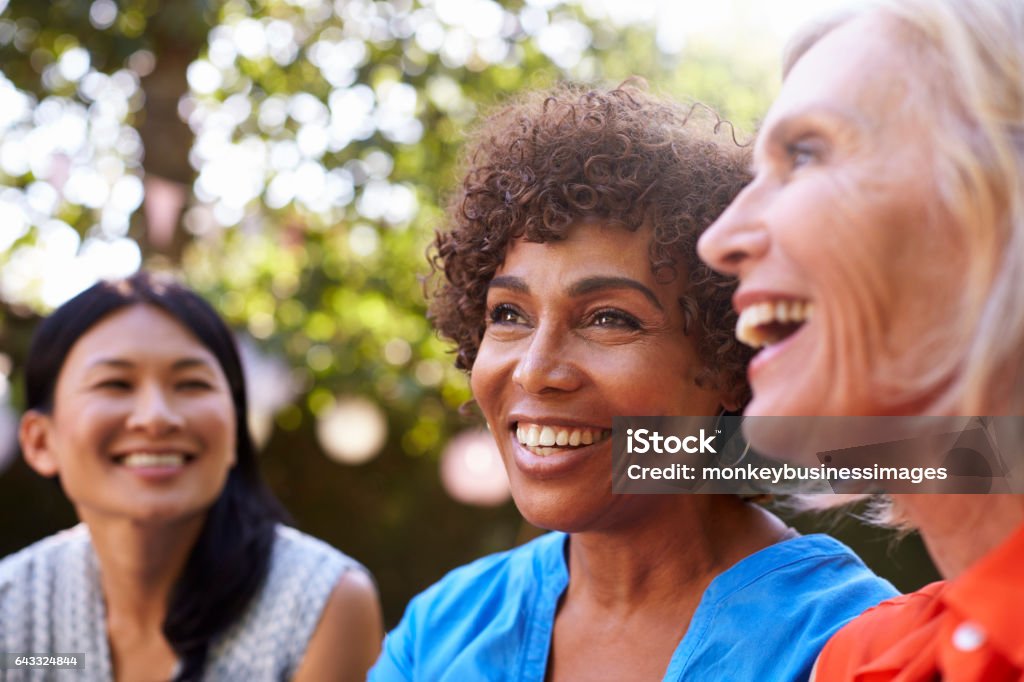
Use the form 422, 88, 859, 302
0, 0, 797, 622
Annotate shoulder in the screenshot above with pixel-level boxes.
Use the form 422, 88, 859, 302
292, 569, 383, 682
815, 582, 946, 681
270, 525, 361, 572
264, 525, 370, 602
734, 533, 897, 596
208, 526, 373, 679
370, 532, 566, 681
305, 555, 381, 643
834, 579, 945, 624
321, 568, 381, 620
258, 525, 368, 620
402, 531, 563, 621
734, 533, 900, 624
0, 526, 96, 652
679, 534, 900, 681
0, 525, 91, 588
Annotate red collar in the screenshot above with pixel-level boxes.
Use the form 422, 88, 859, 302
942, 522, 1024, 668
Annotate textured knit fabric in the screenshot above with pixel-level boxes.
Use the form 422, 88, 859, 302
0, 524, 359, 681
370, 532, 898, 682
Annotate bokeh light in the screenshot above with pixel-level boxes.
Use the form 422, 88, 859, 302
440, 429, 511, 507
0, 46, 144, 309
239, 338, 299, 449
316, 395, 389, 465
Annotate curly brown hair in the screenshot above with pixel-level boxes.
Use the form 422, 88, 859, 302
429, 82, 755, 407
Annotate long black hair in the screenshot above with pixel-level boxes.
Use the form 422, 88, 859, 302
24, 272, 288, 681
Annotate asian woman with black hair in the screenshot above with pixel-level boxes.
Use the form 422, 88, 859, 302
0, 272, 382, 681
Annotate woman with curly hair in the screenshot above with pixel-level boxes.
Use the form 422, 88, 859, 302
370, 84, 896, 682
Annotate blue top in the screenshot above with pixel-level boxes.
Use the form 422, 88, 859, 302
370, 532, 897, 682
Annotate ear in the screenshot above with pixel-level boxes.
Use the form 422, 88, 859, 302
19, 410, 60, 477
720, 396, 742, 414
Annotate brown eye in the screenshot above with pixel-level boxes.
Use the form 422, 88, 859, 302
489, 304, 526, 325
590, 309, 641, 330
177, 379, 213, 391
96, 379, 132, 390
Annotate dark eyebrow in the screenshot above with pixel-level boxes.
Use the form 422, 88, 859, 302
85, 357, 215, 371
568, 276, 663, 311
488, 274, 663, 311
487, 276, 530, 294
171, 358, 216, 371
87, 358, 134, 370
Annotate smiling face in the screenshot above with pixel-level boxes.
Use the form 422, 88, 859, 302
470, 220, 725, 532
20, 304, 237, 525
697, 13, 970, 417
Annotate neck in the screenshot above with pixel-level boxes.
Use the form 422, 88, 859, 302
565, 496, 787, 610
894, 493, 1024, 579
81, 512, 206, 632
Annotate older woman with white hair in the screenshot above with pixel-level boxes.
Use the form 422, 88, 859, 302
698, 0, 1024, 679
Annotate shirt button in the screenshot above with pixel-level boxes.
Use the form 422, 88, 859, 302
952, 622, 986, 652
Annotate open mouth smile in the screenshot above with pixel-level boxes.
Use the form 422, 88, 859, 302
111, 452, 196, 468
735, 299, 814, 349
514, 422, 611, 457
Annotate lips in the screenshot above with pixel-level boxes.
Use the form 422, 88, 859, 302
735, 299, 814, 349
514, 422, 610, 456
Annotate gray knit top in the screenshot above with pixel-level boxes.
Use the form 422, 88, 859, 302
0, 524, 360, 681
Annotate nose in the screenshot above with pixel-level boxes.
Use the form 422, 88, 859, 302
697, 183, 770, 277
125, 384, 185, 434
512, 323, 582, 395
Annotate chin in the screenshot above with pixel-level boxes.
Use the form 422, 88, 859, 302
127, 498, 214, 527
510, 487, 599, 534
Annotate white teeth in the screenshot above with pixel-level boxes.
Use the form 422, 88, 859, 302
120, 452, 187, 468
735, 300, 815, 349
775, 302, 788, 323
515, 423, 608, 455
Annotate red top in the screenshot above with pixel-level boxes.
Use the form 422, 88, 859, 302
816, 522, 1024, 682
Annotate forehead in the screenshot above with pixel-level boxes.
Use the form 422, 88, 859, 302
61, 304, 218, 372
762, 13, 923, 144
499, 219, 656, 277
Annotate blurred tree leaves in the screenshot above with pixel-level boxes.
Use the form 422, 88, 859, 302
1, 0, 863, 625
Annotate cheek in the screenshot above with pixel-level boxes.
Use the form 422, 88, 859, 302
55, 401, 124, 453
783, 178, 923, 331
468, 362, 486, 401
597, 344, 711, 413
188, 396, 237, 458
469, 344, 503, 418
